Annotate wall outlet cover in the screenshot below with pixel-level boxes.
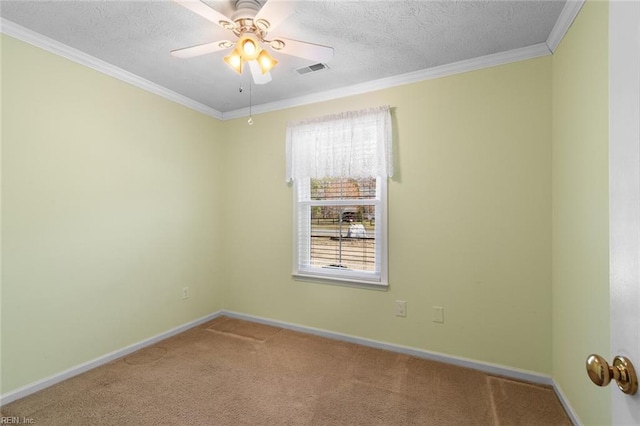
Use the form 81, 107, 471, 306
432, 306, 444, 323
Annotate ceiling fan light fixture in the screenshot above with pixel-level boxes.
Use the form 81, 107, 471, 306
224, 48, 244, 74
172, 0, 333, 85
257, 49, 278, 74
238, 34, 260, 60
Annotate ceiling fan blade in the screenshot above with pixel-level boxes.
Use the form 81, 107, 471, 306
271, 38, 334, 63
254, 0, 295, 33
171, 40, 234, 58
172, 0, 236, 30
248, 60, 272, 85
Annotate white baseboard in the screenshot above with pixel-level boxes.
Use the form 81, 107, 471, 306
222, 310, 553, 385
552, 380, 583, 426
0, 310, 224, 406
2, 308, 581, 426
223, 310, 580, 425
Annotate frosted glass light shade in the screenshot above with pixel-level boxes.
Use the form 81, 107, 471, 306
224, 48, 243, 74
257, 49, 278, 74
238, 35, 260, 60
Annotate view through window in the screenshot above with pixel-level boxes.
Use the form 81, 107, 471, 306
305, 177, 378, 272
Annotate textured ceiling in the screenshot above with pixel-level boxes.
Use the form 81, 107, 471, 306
1, 0, 567, 115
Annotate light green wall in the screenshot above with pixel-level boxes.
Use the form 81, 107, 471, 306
1, 35, 225, 393
2, 7, 609, 417
551, 1, 610, 425
222, 57, 553, 373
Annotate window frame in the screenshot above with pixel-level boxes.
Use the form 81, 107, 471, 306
292, 176, 389, 289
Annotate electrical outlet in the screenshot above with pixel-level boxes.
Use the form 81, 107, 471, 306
182, 287, 190, 300
432, 306, 444, 323
395, 300, 407, 317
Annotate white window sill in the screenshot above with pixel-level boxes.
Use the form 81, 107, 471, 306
292, 272, 389, 291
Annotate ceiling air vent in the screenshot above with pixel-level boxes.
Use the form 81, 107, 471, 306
294, 63, 329, 75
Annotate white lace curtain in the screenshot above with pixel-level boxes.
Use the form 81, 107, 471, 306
285, 105, 393, 182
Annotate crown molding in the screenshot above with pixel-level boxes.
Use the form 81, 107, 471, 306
546, 0, 585, 52
3, 1, 581, 123
222, 42, 552, 120
0, 18, 223, 120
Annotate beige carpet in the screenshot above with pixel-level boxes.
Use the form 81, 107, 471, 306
1, 316, 571, 425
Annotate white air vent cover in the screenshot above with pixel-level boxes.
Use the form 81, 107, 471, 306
294, 63, 329, 75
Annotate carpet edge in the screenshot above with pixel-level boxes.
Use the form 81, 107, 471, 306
222, 310, 553, 385
552, 379, 583, 426
0, 310, 225, 406
224, 310, 579, 425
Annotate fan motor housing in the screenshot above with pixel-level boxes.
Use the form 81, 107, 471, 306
232, 0, 261, 20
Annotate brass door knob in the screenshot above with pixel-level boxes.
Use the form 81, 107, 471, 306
586, 354, 638, 395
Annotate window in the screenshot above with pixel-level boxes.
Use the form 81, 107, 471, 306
286, 106, 392, 287
294, 176, 387, 285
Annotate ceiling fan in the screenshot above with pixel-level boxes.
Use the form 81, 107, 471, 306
171, 0, 334, 84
